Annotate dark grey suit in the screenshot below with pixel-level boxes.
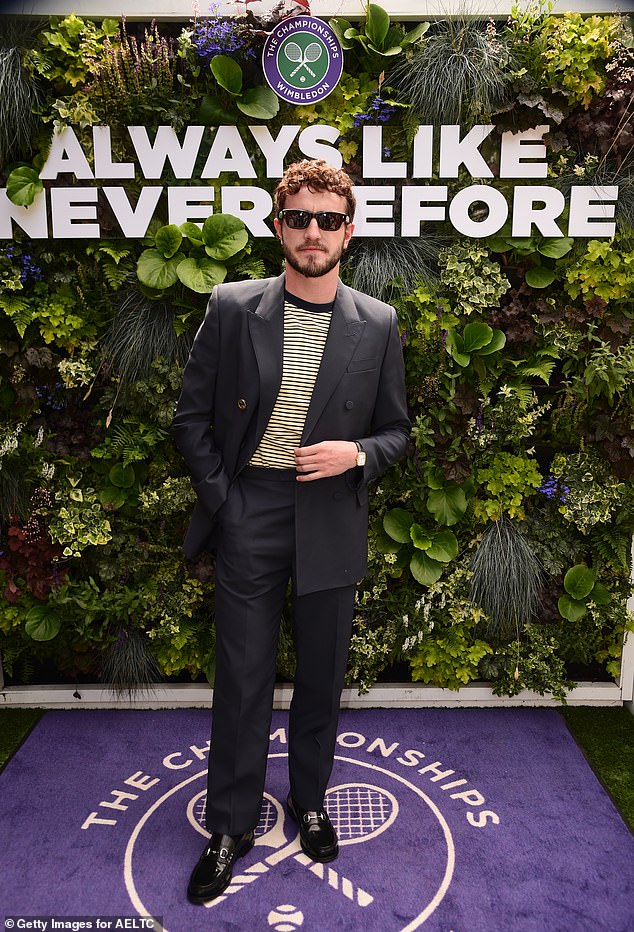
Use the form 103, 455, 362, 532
172, 272, 410, 832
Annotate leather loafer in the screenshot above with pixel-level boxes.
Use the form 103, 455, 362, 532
187, 830, 255, 904
287, 794, 338, 863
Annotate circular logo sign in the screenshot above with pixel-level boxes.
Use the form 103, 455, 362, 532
262, 16, 343, 105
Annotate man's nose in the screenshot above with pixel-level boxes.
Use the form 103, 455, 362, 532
304, 217, 321, 237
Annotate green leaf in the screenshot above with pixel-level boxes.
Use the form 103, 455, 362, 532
402, 21, 430, 46
137, 249, 181, 290
383, 508, 413, 543
558, 594, 587, 622
99, 487, 127, 510
538, 237, 574, 259
109, 463, 136, 488
477, 329, 506, 355
590, 582, 611, 606
25, 605, 61, 641
329, 18, 355, 49
564, 564, 596, 600
525, 265, 555, 288
365, 3, 390, 47
237, 85, 280, 120
410, 551, 443, 586
199, 94, 237, 125
177, 257, 227, 293
202, 213, 248, 260
426, 530, 459, 563
211, 54, 243, 95
410, 523, 432, 550
6, 166, 44, 206
427, 485, 467, 526
180, 221, 205, 245
462, 322, 493, 353
155, 224, 183, 259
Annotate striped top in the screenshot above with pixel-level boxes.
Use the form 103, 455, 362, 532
249, 296, 332, 469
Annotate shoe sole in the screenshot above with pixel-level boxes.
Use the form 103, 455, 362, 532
187, 836, 255, 905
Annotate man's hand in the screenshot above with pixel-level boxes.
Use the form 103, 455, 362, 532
294, 441, 359, 481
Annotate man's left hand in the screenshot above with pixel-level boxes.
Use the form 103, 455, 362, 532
294, 441, 358, 481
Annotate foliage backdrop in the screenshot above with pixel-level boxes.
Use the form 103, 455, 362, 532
0, 3, 633, 699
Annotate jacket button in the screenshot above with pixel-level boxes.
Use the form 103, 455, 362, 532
345, 400, 354, 410
237, 398, 247, 411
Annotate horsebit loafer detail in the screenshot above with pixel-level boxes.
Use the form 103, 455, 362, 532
287, 794, 339, 863
187, 830, 255, 904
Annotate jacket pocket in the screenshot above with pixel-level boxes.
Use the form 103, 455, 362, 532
347, 356, 378, 373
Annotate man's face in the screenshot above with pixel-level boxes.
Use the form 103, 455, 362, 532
274, 186, 354, 279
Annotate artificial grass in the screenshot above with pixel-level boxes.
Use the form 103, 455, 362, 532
561, 706, 634, 833
0, 708, 43, 772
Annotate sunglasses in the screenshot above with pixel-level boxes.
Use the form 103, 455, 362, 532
277, 209, 351, 232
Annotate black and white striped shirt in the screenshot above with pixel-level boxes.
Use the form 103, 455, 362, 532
250, 294, 333, 468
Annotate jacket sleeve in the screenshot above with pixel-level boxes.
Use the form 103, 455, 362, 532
170, 288, 231, 520
355, 307, 410, 485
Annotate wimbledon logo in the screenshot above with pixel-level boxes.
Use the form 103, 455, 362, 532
263, 16, 343, 105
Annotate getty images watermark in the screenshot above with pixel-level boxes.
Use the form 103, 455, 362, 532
4, 919, 162, 931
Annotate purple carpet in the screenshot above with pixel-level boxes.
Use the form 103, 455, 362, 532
1, 708, 633, 931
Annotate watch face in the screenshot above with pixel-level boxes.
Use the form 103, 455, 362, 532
356, 451, 367, 466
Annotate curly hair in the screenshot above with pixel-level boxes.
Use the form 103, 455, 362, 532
274, 159, 356, 220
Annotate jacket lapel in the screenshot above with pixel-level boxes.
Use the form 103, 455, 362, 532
302, 281, 366, 442
248, 274, 285, 442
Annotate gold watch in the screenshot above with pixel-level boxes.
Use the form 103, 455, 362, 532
354, 441, 366, 467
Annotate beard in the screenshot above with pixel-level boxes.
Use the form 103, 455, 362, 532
280, 237, 345, 279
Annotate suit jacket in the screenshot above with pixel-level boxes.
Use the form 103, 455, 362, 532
171, 273, 410, 595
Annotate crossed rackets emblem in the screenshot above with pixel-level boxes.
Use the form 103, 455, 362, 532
187, 783, 400, 910
283, 41, 323, 79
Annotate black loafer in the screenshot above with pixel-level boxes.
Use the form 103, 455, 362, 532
187, 830, 255, 904
287, 794, 338, 863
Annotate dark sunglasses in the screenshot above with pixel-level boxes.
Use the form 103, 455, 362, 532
277, 209, 350, 232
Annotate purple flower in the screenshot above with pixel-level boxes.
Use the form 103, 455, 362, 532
539, 476, 569, 502
192, 17, 256, 63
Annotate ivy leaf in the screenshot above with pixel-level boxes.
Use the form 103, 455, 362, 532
6, 166, 44, 206
202, 214, 248, 260
410, 551, 443, 586
25, 605, 62, 641
177, 257, 227, 293
211, 54, 243, 95
383, 508, 413, 543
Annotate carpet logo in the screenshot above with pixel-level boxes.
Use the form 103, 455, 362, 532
80, 725, 501, 931
262, 16, 343, 105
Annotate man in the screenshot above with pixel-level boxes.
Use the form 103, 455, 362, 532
171, 159, 410, 905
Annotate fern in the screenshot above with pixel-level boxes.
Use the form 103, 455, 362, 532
590, 527, 631, 572
0, 295, 34, 337
102, 259, 134, 289
235, 258, 267, 280
110, 420, 168, 466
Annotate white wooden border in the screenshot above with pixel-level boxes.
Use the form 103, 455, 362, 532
0, 679, 625, 709
0, 1, 623, 19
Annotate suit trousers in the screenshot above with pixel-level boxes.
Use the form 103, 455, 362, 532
206, 466, 356, 835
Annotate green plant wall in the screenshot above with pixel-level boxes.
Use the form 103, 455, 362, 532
0, 5, 633, 699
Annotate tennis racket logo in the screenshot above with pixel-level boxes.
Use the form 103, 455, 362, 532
284, 41, 323, 79
187, 783, 399, 910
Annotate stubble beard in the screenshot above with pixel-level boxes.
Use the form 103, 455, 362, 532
280, 238, 345, 279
